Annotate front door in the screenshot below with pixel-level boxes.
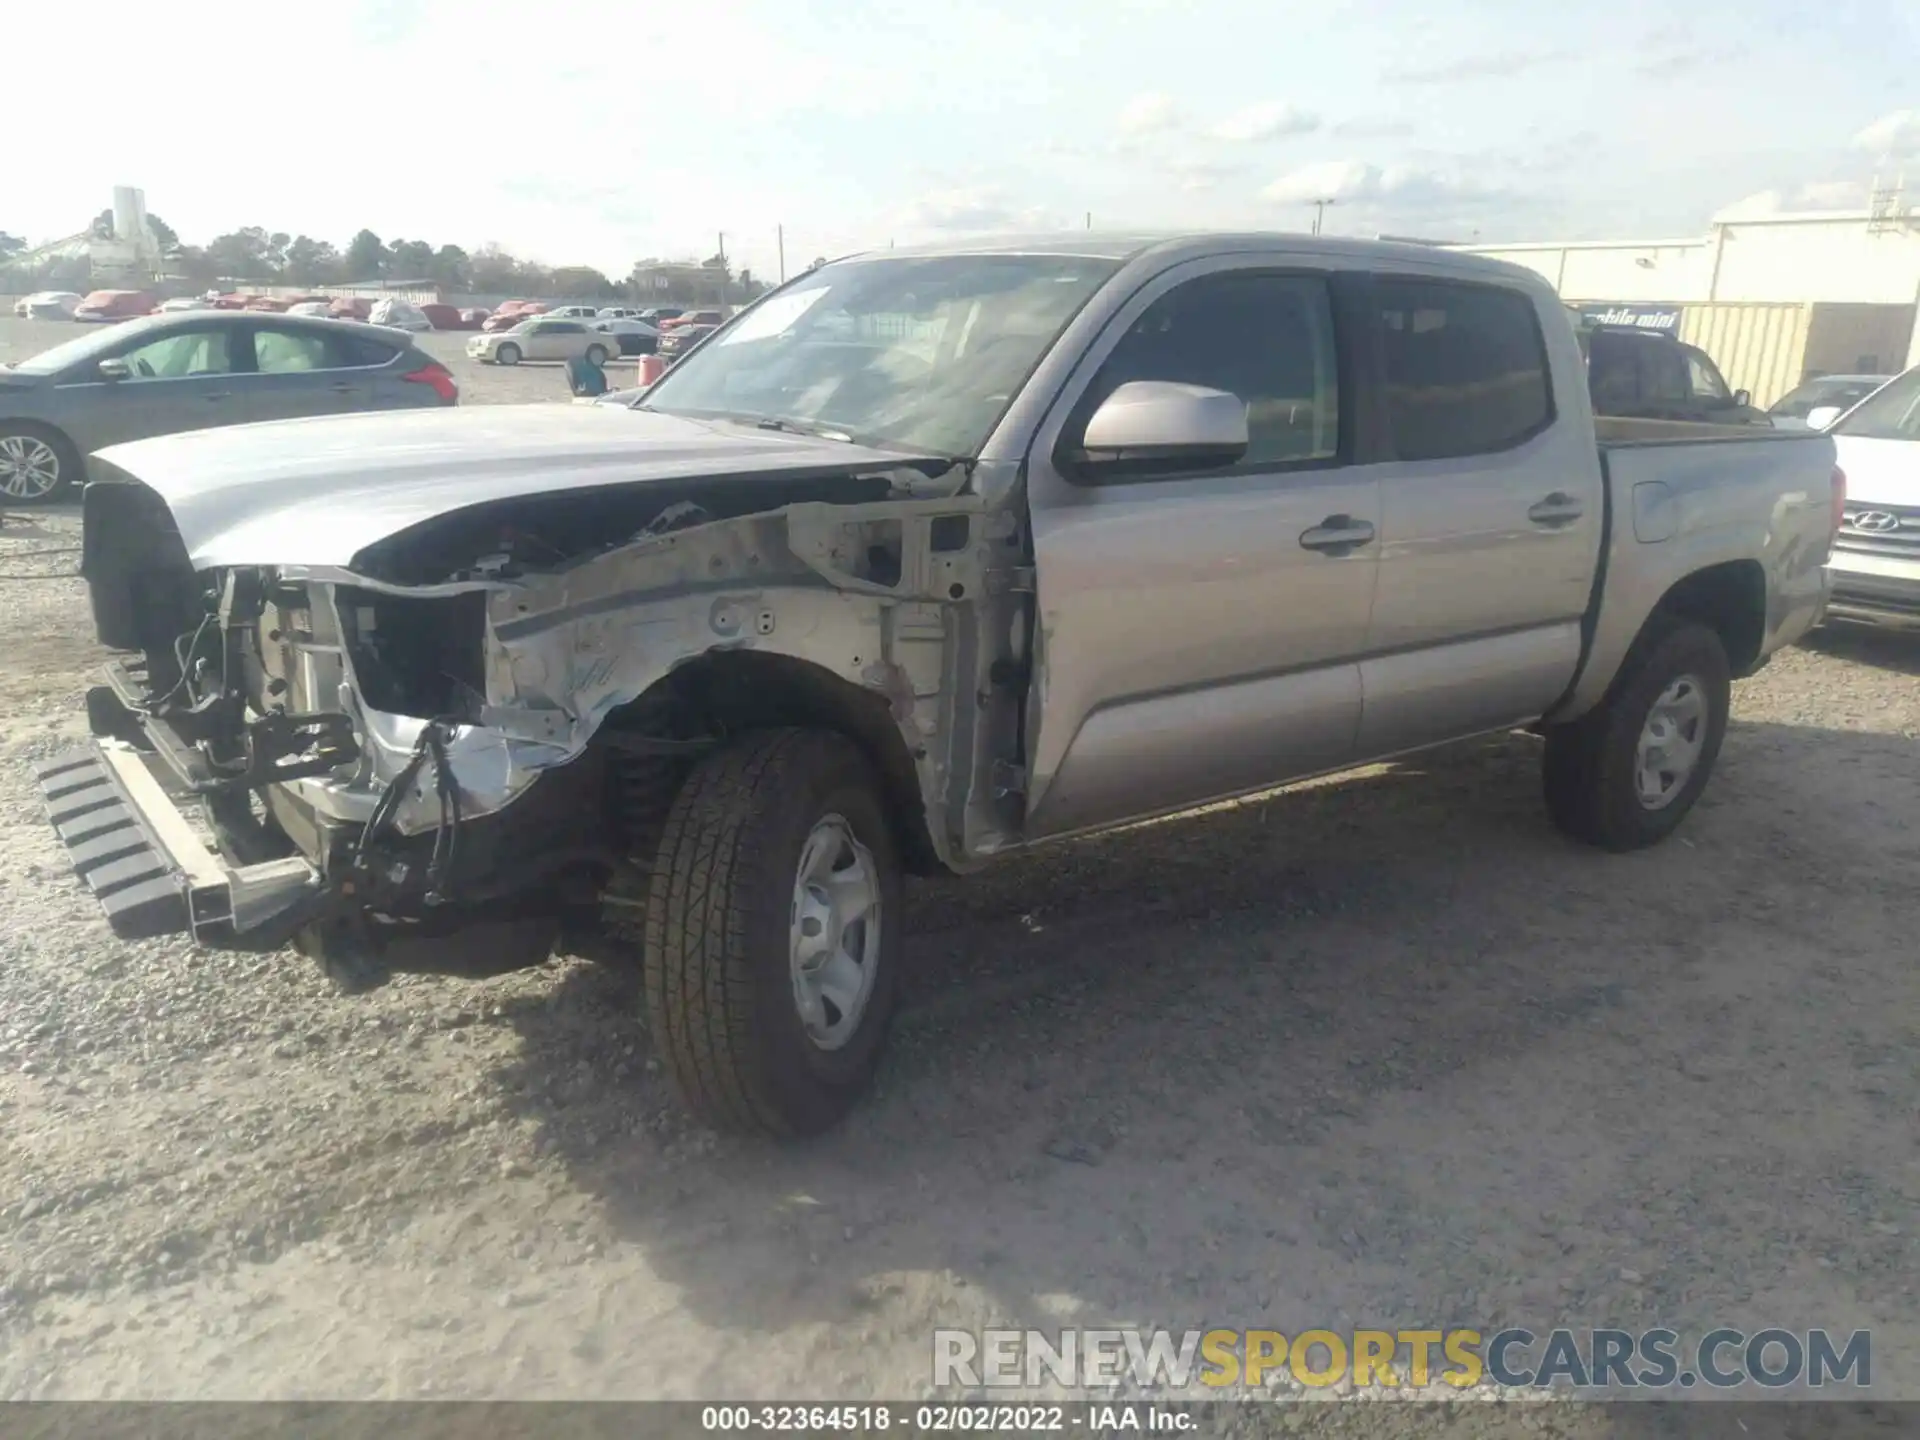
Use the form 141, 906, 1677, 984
1023, 259, 1383, 840
1356, 275, 1601, 757
52, 324, 244, 450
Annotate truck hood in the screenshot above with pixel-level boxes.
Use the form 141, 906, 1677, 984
1832, 434, 1920, 508
90, 403, 949, 570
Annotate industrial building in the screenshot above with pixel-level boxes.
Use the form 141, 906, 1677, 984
1458, 193, 1920, 408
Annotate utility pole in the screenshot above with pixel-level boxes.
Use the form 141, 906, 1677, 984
717, 231, 727, 306
777, 224, 786, 283
1085, 212, 1092, 230
1310, 199, 1335, 236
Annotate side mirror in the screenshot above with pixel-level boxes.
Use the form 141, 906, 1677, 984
1732, 389, 1752, 408
1804, 405, 1843, 431
1073, 381, 1248, 475
97, 358, 131, 381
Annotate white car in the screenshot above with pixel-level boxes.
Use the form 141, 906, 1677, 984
595, 306, 649, 321
1813, 365, 1920, 628
368, 298, 432, 332
285, 301, 334, 318
466, 317, 614, 366
542, 304, 603, 323
155, 296, 214, 314
21, 291, 84, 320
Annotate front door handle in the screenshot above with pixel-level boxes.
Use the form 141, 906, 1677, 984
202, 391, 230, 401
1299, 515, 1377, 555
1528, 492, 1585, 527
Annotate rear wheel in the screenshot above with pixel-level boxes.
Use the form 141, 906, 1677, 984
584, 343, 610, 367
1543, 618, 1731, 851
641, 729, 901, 1136
0, 425, 79, 503
495, 343, 521, 366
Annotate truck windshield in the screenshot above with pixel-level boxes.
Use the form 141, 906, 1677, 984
639, 253, 1121, 456
1834, 367, 1920, 440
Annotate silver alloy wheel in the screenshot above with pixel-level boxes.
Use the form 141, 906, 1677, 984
0, 434, 60, 500
1634, 673, 1708, 810
788, 813, 882, 1051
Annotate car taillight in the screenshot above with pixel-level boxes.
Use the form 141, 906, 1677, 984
405, 359, 458, 404
1831, 464, 1847, 538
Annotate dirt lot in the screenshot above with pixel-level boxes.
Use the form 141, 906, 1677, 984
1, 312, 1918, 1429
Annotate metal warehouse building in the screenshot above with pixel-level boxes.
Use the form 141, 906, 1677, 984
1457, 201, 1920, 408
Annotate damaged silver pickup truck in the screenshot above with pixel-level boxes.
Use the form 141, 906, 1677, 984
41, 235, 1841, 1134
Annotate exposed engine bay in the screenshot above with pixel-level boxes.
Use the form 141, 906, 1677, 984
78, 455, 1033, 987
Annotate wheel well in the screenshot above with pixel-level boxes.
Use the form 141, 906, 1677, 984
600, 651, 944, 875
1652, 560, 1767, 676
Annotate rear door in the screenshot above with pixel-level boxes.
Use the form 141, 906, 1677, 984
241, 323, 390, 421
1023, 258, 1384, 839
51, 323, 245, 450
1356, 273, 1601, 756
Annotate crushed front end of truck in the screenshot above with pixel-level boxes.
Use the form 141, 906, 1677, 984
41, 425, 1028, 994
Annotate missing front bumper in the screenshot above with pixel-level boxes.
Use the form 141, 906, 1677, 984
35, 743, 322, 944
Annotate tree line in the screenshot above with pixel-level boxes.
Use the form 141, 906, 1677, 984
3, 216, 771, 304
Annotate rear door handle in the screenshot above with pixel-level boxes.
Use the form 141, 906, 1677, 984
1299, 515, 1377, 555
1528, 492, 1585, 527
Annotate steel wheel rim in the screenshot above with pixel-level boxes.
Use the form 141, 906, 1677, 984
0, 435, 60, 500
789, 813, 881, 1051
1635, 673, 1708, 810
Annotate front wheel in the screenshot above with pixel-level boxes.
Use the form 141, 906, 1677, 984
0, 425, 80, 503
494, 343, 521, 366
1542, 618, 1731, 851
642, 729, 901, 1135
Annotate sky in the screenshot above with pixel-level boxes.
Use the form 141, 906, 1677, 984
8, 0, 1919, 283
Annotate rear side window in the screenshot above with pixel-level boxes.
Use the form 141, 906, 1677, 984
1375, 279, 1552, 460
252, 326, 397, 373
1638, 342, 1690, 404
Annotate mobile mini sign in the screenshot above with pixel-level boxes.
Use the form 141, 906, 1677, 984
1578, 303, 1685, 333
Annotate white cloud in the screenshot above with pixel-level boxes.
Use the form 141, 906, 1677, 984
891, 188, 1056, 234
1261, 160, 1509, 211
1853, 109, 1920, 158
1712, 179, 1869, 223
1208, 101, 1318, 143
1261, 160, 1384, 205
1116, 92, 1181, 136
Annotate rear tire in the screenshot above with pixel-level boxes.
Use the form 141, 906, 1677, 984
495, 343, 521, 366
0, 423, 80, 503
1542, 618, 1731, 851
585, 344, 610, 366
642, 728, 901, 1136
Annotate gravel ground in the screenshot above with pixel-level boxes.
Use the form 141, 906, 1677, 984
1, 313, 1918, 1432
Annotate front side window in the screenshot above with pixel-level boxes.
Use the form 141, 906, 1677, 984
1834, 367, 1920, 441
114, 328, 235, 380
640, 252, 1120, 455
1376, 280, 1552, 460
1074, 271, 1341, 471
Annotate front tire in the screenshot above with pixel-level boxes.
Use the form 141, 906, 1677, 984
642, 729, 902, 1136
1542, 618, 1731, 851
0, 424, 80, 503
495, 343, 521, 366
